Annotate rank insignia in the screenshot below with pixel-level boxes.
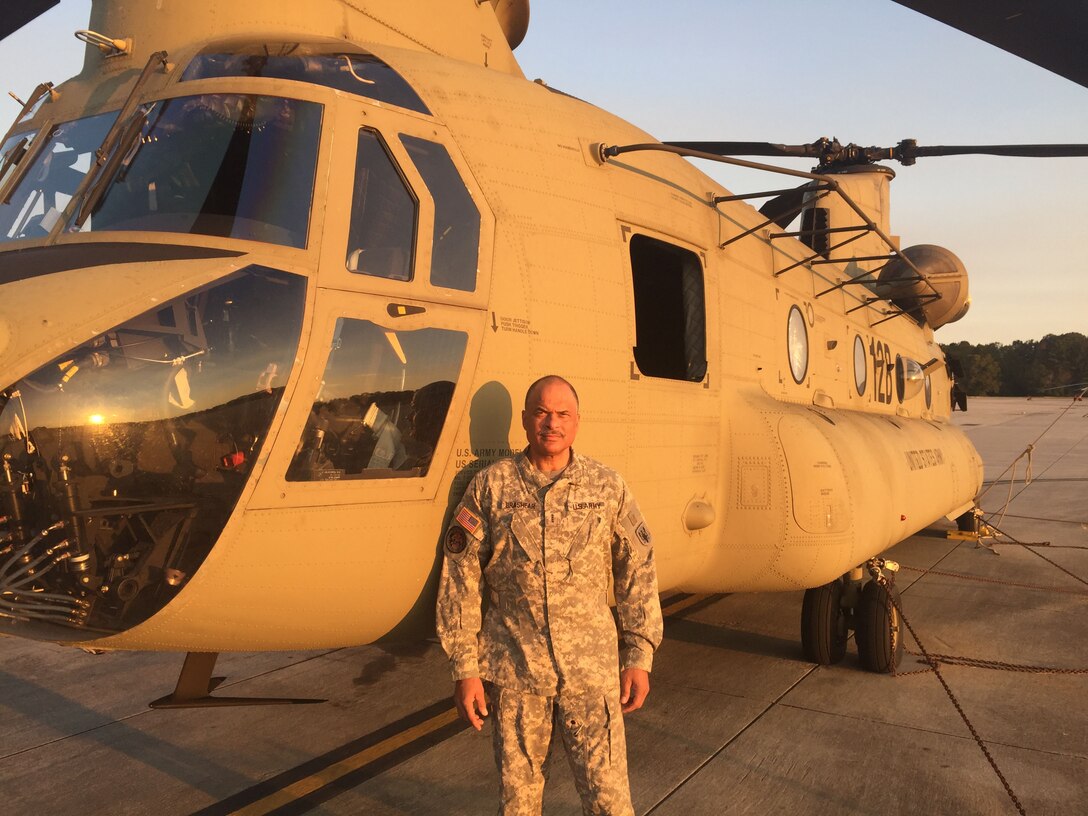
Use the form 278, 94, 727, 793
445, 525, 468, 554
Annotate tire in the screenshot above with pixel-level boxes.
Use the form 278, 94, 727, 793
801, 579, 848, 665
855, 580, 905, 673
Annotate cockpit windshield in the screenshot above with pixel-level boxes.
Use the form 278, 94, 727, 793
0, 113, 116, 243
74, 94, 322, 248
0, 94, 323, 249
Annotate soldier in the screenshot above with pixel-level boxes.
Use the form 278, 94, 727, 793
436, 375, 663, 815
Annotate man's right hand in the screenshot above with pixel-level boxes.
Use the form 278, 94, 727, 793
453, 677, 489, 731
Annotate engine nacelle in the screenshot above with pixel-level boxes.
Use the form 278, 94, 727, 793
876, 244, 970, 329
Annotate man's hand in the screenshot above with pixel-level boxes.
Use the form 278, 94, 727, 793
620, 667, 650, 713
453, 677, 489, 731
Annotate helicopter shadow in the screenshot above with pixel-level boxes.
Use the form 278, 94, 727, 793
663, 616, 802, 663
444, 379, 516, 509
364, 381, 514, 671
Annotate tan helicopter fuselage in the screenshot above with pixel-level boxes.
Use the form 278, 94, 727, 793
0, 1, 982, 651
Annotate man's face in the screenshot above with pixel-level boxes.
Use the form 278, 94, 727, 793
522, 381, 579, 461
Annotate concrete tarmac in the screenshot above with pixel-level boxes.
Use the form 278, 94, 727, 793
1, 397, 1086, 815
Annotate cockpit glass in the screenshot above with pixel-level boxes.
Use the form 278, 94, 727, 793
401, 135, 480, 292
182, 43, 430, 115
15, 83, 55, 126
0, 266, 306, 639
287, 319, 466, 482
0, 112, 116, 244
73, 94, 321, 248
346, 129, 417, 281
0, 131, 34, 190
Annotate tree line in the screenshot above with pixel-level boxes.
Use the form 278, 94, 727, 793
941, 333, 1088, 396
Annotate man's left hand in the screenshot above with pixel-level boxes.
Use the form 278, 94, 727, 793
620, 667, 650, 713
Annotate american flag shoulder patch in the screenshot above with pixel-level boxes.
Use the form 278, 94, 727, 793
455, 506, 482, 534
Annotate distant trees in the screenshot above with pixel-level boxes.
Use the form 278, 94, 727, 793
941, 333, 1088, 396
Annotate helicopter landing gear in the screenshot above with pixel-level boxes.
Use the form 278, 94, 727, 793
801, 559, 905, 673
854, 559, 905, 673
800, 577, 848, 664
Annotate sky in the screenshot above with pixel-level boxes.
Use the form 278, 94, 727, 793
1, 0, 1085, 345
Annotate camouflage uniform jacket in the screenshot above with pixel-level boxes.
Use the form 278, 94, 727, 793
436, 449, 663, 695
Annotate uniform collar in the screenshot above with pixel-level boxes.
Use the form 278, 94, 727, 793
516, 447, 583, 488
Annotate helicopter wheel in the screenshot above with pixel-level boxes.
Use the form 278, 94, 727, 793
801, 578, 848, 665
855, 580, 905, 673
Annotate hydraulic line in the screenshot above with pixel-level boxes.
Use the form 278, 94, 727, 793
5, 556, 71, 590
0, 596, 83, 615
0, 541, 71, 585
1, 585, 85, 605
0, 610, 79, 624
0, 522, 64, 577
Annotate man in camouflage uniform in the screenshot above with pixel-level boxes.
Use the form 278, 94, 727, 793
436, 375, 663, 815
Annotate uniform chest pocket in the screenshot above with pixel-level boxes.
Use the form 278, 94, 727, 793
509, 514, 544, 564
564, 512, 604, 562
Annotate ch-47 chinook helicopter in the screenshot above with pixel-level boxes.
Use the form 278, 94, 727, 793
1, 0, 1086, 707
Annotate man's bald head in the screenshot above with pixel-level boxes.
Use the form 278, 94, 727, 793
524, 375, 579, 409
522, 375, 580, 468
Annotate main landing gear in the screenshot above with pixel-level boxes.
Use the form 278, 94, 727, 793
800, 558, 904, 673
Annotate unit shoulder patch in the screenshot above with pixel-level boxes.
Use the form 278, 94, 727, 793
619, 505, 653, 558
445, 525, 468, 555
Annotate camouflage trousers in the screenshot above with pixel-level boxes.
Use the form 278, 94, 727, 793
485, 682, 634, 816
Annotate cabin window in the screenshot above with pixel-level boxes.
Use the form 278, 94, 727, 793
182, 43, 430, 115
787, 305, 809, 384
629, 234, 707, 382
853, 334, 867, 395
400, 135, 479, 292
895, 355, 925, 403
287, 319, 466, 481
346, 130, 417, 281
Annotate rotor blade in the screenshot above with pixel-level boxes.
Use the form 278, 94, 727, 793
664, 141, 819, 159
908, 143, 1088, 159
892, 1, 1088, 89
667, 138, 1088, 167
0, 0, 59, 42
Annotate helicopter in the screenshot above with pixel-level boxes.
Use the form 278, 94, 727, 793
0, 0, 1085, 707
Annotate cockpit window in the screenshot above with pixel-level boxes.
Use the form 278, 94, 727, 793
0, 130, 35, 196
13, 82, 56, 127
346, 129, 416, 280
0, 112, 116, 243
401, 135, 480, 292
287, 319, 466, 481
72, 94, 321, 248
182, 42, 430, 115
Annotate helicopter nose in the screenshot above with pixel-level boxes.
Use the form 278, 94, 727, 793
0, 263, 307, 641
